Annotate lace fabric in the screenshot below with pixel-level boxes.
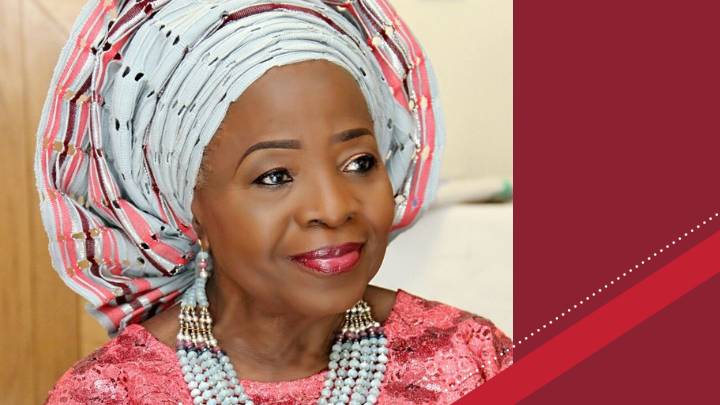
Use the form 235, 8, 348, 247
45, 289, 513, 404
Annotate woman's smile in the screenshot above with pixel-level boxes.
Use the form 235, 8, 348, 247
289, 242, 365, 275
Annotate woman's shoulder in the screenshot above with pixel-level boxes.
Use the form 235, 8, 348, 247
379, 289, 513, 403
391, 289, 512, 343
44, 324, 186, 404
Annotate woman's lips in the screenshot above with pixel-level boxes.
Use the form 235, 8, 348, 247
290, 242, 364, 275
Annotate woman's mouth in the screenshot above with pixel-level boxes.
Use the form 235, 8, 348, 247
289, 242, 364, 275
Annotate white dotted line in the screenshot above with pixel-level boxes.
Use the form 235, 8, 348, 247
510, 212, 718, 349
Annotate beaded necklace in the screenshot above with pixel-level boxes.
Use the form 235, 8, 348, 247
175, 249, 388, 405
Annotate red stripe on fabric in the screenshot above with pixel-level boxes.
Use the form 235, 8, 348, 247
77, 207, 130, 303
45, 2, 107, 160
105, 0, 150, 40
61, 101, 90, 190
116, 199, 185, 264
456, 229, 720, 404
354, 2, 407, 69
98, 37, 132, 85
377, 0, 420, 61
57, 198, 109, 302
410, 55, 435, 221
97, 301, 132, 328
100, 226, 122, 276
141, 143, 175, 226
224, 3, 344, 33
42, 0, 106, 150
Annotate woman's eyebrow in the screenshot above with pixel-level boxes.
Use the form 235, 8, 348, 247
237, 127, 373, 167
331, 127, 373, 144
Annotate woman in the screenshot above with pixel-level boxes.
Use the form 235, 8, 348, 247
37, 0, 512, 404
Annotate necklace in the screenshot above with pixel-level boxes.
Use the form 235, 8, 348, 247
175, 249, 388, 405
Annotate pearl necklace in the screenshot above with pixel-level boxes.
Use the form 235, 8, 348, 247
175, 250, 388, 405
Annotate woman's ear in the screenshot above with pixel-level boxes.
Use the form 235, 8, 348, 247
191, 198, 211, 251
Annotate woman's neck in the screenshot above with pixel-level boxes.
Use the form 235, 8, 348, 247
206, 276, 345, 381
140, 276, 398, 383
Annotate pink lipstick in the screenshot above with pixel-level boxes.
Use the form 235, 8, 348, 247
290, 242, 364, 275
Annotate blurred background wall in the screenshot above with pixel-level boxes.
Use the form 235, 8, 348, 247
0, 0, 512, 403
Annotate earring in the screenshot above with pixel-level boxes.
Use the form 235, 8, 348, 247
177, 241, 217, 350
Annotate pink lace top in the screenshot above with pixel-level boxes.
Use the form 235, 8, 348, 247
45, 289, 513, 404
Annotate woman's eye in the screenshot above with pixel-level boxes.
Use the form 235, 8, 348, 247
343, 154, 377, 174
253, 169, 292, 187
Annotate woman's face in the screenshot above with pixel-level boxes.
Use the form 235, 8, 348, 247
192, 59, 395, 317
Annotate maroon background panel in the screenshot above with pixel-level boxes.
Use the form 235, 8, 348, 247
521, 274, 719, 404
515, 0, 720, 400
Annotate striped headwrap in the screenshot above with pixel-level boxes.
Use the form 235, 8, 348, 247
34, 0, 445, 334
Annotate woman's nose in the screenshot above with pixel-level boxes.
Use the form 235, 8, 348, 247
296, 171, 360, 229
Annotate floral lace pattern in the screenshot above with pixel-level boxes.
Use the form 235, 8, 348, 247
45, 289, 513, 404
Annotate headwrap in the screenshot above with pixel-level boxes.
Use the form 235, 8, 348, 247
34, 0, 445, 334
